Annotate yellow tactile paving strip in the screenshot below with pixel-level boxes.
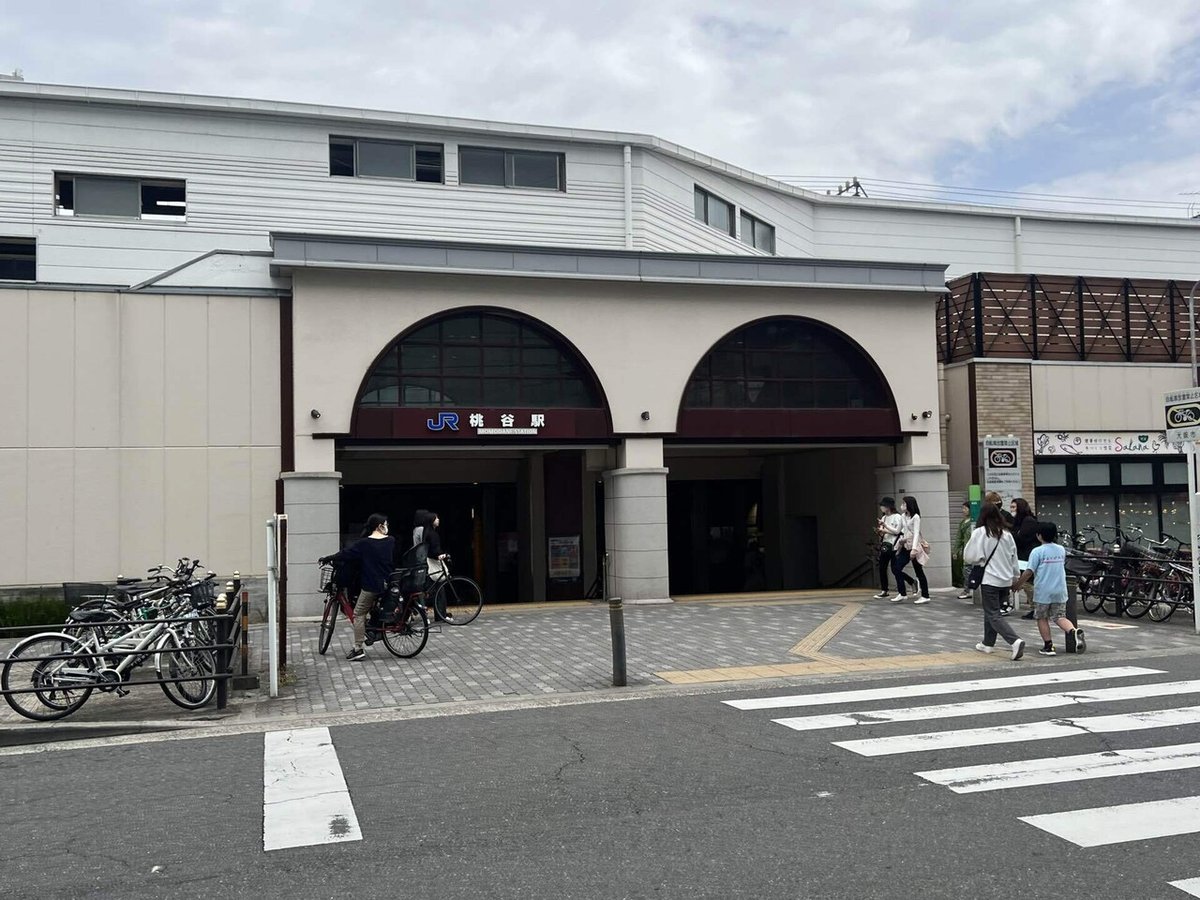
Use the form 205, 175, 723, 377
789, 602, 863, 656
656, 650, 1002, 684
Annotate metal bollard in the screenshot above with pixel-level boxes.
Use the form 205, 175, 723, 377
608, 594, 627, 687
1065, 580, 1080, 653
215, 589, 230, 710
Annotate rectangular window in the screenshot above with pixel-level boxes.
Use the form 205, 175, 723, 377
0, 238, 35, 280
328, 136, 444, 183
1035, 463, 1067, 488
1076, 463, 1111, 486
693, 186, 735, 237
459, 146, 565, 191
739, 210, 776, 254
55, 174, 186, 220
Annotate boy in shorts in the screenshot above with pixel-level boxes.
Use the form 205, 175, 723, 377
1012, 521, 1086, 656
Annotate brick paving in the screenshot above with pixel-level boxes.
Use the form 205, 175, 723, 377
2, 588, 1198, 729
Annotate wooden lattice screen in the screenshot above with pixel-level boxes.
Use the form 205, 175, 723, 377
938, 273, 1189, 363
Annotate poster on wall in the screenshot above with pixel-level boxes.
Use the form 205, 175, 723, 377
981, 435, 1022, 505
547, 536, 581, 580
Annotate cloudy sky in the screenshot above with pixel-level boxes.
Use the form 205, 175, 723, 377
5, 0, 1200, 215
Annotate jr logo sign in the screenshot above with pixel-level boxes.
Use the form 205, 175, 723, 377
426, 412, 460, 432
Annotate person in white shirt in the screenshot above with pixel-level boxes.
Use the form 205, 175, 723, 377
874, 497, 915, 599
963, 502, 1026, 660
890, 496, 930, 603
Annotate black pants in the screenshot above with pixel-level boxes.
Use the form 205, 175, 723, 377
891, 549, 928, 598
980, 584, 1020, 647
879, 546, 916, 593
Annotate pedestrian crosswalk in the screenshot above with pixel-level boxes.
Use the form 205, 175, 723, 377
724, 663, 1200, 896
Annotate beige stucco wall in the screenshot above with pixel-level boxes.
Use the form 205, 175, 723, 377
289, 269, 944, 471
1030, 362, 1191, 431
0, 288, 280, 586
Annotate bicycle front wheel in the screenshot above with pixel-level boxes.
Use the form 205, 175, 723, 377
434, 577, 483, 625
382, 603, 428, 659
318, 593, 339, 655
157, 633, 217, 710
1, 634, 94, 721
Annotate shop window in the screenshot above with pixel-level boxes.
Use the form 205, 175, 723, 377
0, 238, 34, 280
1120, 462, 1154, 485
683, 318, 888, 409
1118, 494, 1158, 539
1076, 463, 1111, 487
1161, 493, 1189, 541
359, 311, 602, 408
1034, 463, 1067, 488
459, 147, 564, 191
694, 186, 735, 236
55, 174, 186, 219
329, 136, 444, 183
1163, 462, 1188, 485
1074, 495, 1116, 539
739, 210, 776, 254
1037, 496, 1072, 537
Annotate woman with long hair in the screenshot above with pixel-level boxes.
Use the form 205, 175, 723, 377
319, 513, 396, 661
963, 502, 1025, 660
874, 496, 915, 599
1011, 498, 1039, 618
889, 496, 930, 603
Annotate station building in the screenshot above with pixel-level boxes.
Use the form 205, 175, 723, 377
1, 79, 1197, 614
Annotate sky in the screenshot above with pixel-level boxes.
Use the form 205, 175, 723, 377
4, 0, 1200, 216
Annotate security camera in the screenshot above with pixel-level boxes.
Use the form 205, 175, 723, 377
310, 409, 321, 419
921, 410, 933, 419
640, 410, 651, 421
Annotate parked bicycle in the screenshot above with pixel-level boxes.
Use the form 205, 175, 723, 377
1, 559, 223, 721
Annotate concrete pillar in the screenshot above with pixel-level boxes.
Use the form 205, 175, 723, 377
603, 438, 670, 603
876, 462, 951, 589
282, 471, 341, 617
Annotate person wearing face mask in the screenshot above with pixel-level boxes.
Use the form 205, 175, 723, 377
421, 510, 452, 620
319, 513, 395, 661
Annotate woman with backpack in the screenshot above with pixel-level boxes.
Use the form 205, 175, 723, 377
319, 513, 395, 662
963, 502, 1025, 660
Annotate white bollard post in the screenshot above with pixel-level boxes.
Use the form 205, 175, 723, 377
266, 517, 279, 698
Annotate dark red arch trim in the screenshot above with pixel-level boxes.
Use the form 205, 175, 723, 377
349, 305, 614, 442
674, 315, 901, 441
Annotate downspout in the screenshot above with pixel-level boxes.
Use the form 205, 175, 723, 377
623, 145, 634, 250
1013, 215, 1023, 272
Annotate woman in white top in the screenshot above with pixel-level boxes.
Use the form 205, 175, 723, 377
890, 496, 930, 603
874, 497, 915, 599
962, 502, 1026, 660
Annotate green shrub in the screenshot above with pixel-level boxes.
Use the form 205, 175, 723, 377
0, 597, 70, 630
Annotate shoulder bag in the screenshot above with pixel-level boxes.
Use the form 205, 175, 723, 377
965, 535, 1001, 591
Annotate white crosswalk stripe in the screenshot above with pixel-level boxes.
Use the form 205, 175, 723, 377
263, 726, 362, 852
1020, 796, 1200, 847
1171, 876, 1200, 897
727, 661, 1200, 898
834, 704, 1200, 757
774, 678, 1200, 732
723, 666, 1162, 711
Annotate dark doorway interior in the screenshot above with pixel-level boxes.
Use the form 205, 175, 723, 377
668, 480, 765, 595
341, 482, 519, 603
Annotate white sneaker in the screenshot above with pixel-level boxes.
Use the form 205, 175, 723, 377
974, 643, 994, 654
957, 591, 973, 600
1011, 638, 1026, 661
913, 597, 931, 605
873, 590, 889, 599
889, 595, 906, 603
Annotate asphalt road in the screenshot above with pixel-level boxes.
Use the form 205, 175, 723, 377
4, 652, 1200, 899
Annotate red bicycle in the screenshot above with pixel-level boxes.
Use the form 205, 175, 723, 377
316, 564, 428, 658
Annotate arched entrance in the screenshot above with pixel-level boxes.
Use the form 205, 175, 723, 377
338, 308, 612, 603
669, 317, 900, 594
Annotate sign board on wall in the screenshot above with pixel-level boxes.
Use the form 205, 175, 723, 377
1165, 389, 1200, 443
547, 536, 581, 580
981, 436, 1022, 505
1034, 432, 1183, 457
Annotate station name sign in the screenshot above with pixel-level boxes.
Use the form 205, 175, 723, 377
427, 411, 547, 436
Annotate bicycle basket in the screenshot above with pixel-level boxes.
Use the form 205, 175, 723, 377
1064, 553, 1100, 578
188, 580, 217, 608
319, 563, 334, 591
62, 582, 113, 608
389, 565, 426, 595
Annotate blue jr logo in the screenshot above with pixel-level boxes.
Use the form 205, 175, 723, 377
426, 412, 460, 432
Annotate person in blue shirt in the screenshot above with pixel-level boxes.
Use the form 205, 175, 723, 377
1012, 521, 1086, 656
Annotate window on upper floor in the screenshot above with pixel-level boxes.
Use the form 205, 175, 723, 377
54, 174, 186, 220
739, 210, 776, 254
458, 146, 565, 191
0, 238, 34, 280
328, 136, 444, 183
693, 186, 735, 237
